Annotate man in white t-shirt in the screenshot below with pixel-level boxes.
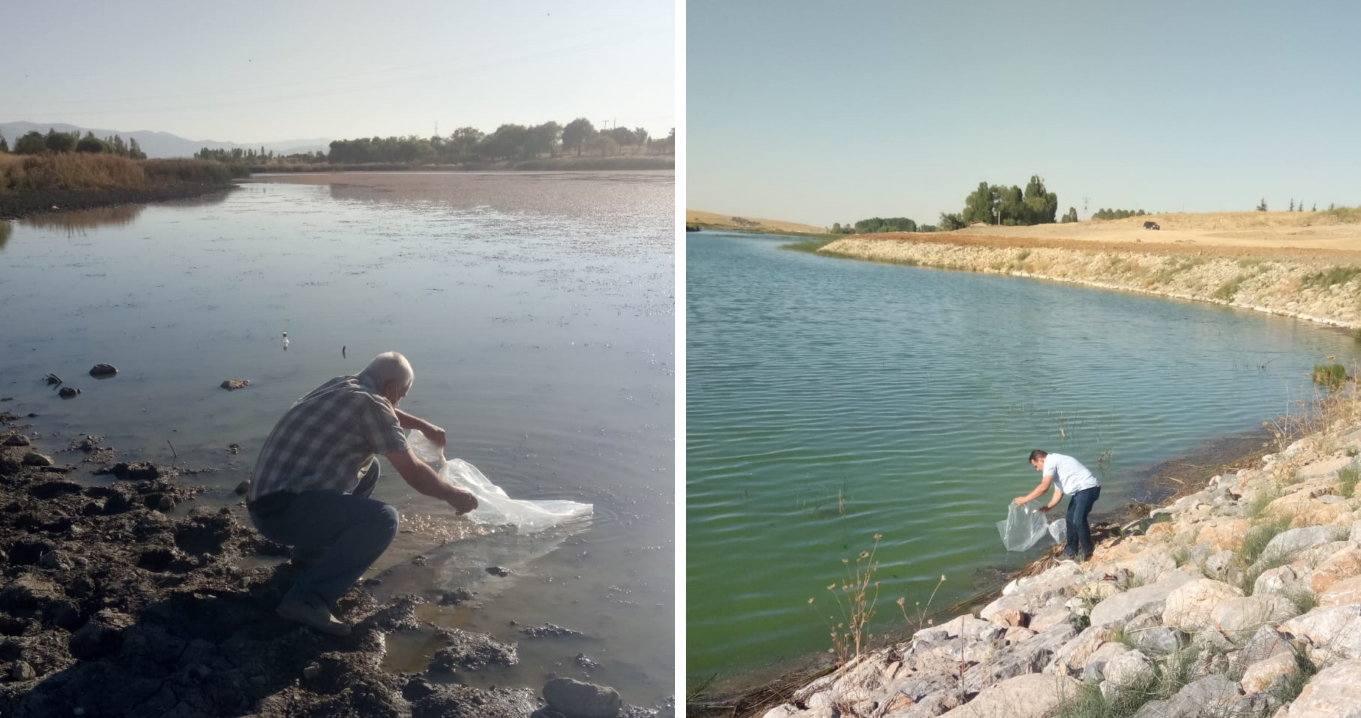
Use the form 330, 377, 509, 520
1014, 449, 1102, 561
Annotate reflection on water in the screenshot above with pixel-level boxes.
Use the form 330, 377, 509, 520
20, 205, 143, 234
0, 173, 674, 703
0, 221, 10, 249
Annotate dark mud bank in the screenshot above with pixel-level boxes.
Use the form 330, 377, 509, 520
0, 415, 667, 718
0, 184, 236, 221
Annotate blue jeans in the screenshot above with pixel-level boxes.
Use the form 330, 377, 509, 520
248, 459, 398, 608
1065, 486, 1101, 557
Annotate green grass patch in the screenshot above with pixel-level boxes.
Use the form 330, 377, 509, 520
1284, 586, 1318, 614
1271, 651, 1319, 704
1171, 547, 1190, 567
1339, 466, 1359, 498
1302, 266, 1361, 289
1313, 363, 1349, 390
1213, 274, 1248, 300
1320, 205, 1361, 224
1244, 489, 1280, 520
1238, 518, 1290, 569
781, 239, 838, 254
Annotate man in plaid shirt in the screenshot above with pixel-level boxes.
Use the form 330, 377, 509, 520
248, 351, 477, 635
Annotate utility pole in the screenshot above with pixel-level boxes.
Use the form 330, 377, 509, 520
1082, 196, 1090, 220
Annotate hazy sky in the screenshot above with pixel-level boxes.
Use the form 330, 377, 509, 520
688, 0, 1361, 227
2, 0, 674, 144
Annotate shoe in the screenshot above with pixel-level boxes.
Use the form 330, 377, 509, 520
1079, 553, 1094, 563
277, 599, 352, 636
1058, 553, 1078, 564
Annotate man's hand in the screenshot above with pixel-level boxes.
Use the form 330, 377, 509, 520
1038, 504, 1053, 513
448, 487, 478, 515
1013, 496, 1029, 507
420, 423, 447, 448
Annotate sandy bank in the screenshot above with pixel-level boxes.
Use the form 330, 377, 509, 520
0, 411, 670, 718
686, 211, 827, 235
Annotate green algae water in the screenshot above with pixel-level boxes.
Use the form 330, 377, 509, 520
685, 230, 1358, 682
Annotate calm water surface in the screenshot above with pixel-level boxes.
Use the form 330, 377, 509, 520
686, 230, 1358, 680
0, 172, 674, 703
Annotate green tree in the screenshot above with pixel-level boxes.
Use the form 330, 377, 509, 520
1289, 198, 1295, 211
1022, 175, 1059, 224
831, 222, 842, 233
45, 129, 77, 153
76, 131, 109, 154
449, 127, 484, 158
962, 181, 996, 225
1060, 207, 1078, 223
128, 137, 146, 160
939, 212, 966, 230
1257, 198, 1268, 211
587, 133, 618, 157
526, 121, 562, 157
562, 118, 595, 157
0, 132, 7, 153
14, 131, 46, 154
633, 127, 650, 148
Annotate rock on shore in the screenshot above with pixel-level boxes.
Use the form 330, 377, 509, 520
822, 237, 1361, 329
0, 420, 670, 718
761, 421, 1361, 718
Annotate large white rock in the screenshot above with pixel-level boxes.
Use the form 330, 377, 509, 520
1209, 595, 1300, 637
938, 673, 1080, 718
1089, 570, 1198, 627
1162, 579, 1245, 633
1319, 575, 1361, 608
1241, 652, 1298, 695
1279, 605, 1361, 661
1255, 564, 1313, 597
980, 563, 1084, 620
1130, 674, 1242, 718
1283, 658, 1361, 718
1265, 526, 1336, 558
1104, 649, 1155, 689
1313, 545, 1361, 594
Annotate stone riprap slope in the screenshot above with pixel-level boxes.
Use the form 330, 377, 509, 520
762, 423, 1361, 718
821, 237, 1361, 329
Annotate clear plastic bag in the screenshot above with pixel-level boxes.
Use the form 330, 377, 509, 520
408, 433, 592, 533
997, 503, 1058, 552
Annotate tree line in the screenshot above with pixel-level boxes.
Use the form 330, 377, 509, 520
326, 119, 674, 165
833, 175, 1062, 235
1, 128, 146, 159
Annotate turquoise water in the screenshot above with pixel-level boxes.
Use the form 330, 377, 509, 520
686, 230, 1357, 680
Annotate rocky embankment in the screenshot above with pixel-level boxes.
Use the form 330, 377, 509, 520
0, 413, 669, 718
762, 419, 1361, 718
821, 237, 1361, 329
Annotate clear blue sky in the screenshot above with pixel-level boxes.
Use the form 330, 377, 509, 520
1, 0, 674, 144
687, 0, 1361, 227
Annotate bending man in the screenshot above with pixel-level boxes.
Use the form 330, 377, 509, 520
1014, 449, 1101, 562
248, 352, 478, 634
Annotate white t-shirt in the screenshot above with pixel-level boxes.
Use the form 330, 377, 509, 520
1043, 452, 1100, 495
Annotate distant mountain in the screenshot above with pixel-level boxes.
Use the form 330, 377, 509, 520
0, 121, 330, 159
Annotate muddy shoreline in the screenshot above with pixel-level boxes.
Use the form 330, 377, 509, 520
0, 184, 237, 221
686, 424, 1278, 717
0, 412, 669, 718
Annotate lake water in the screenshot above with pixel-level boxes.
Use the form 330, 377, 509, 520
686, 230, 1358, 681
0, 171, 674, 704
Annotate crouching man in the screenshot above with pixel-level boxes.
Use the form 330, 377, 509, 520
248, 351, 477, 634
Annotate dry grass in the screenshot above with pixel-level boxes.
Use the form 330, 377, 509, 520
0, 153, 236, 193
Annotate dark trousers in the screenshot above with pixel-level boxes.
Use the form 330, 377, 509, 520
1065, 486, 1101, 557
248, 459, 397, 608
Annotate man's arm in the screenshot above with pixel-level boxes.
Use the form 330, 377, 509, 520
386, 448, 477, 514
1014, 474, 1054, 506
1039, 483, 1064, 512
393, 408, 446, 448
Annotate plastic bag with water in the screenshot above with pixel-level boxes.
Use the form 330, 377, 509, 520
408, 433, 592, 533
997, 503, 1064, 551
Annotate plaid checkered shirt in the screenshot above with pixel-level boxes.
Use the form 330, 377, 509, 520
249, 375, 407, 501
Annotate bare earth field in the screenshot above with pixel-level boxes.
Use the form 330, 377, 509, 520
685, 210, 826, 235
948, 210, 1361, 260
